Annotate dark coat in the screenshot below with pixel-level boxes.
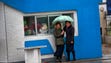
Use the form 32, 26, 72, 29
63, 25, 74, 44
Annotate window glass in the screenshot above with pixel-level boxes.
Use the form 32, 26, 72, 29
62, 13, 73, 17
36, 16, 48, 34
24, 16, 36, 36
106, 19, 111, 35
49, 16, 59, 34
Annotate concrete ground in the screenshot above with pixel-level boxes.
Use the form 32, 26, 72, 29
42, 44, 111, 63
42, 55, 111, 63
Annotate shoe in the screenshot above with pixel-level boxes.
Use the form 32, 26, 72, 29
58, 58, 62, 62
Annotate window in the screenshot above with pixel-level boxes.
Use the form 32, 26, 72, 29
23, 11, 78, 36
36, 16, 48, 34
24, 16, 36, 36
106, 16, 111, 36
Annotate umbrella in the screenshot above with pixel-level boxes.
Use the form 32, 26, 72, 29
52, 15, 74, 24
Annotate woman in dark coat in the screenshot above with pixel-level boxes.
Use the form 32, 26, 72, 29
63, 21, 76, 61
53, 22, 64, 62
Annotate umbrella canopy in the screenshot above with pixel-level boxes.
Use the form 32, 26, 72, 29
52, 15, 74, 24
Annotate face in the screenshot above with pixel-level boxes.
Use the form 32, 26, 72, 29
55, 24, 61, 29
65, 21, 71, 28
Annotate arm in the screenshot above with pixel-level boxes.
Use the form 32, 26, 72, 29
54, 29, 64, 38
70, 27, 74, 43
60, 26, 66, 35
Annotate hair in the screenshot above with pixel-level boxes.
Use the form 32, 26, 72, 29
55, 22, 61, 27
65, 21, 71, 24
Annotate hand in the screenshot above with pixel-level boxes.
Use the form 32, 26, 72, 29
61, 31, 64, 35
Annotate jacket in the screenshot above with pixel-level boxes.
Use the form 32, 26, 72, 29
63, 25, 74, 44
54, 28, 64, 45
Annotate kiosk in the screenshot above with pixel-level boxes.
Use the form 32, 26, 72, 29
0, 0, 102, 62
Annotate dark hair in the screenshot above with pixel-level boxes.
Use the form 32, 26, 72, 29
55, 22, 61, 27
65, 21, 71, 23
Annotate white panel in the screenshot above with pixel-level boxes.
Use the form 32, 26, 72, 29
74, 11, 79, 36
0, 2, 8, 62
103, 0, 106, 2
25, 49, 41, 63
4, 5, 25, 62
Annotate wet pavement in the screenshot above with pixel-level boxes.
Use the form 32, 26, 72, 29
42, 44, 111, 63
42, 56, 111, 63
42, 58, 111, 63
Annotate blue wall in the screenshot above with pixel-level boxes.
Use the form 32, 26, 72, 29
1, 0, 102, 59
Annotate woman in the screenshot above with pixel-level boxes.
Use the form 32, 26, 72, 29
63, 21, 76, 61
54, 22, 64, 62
